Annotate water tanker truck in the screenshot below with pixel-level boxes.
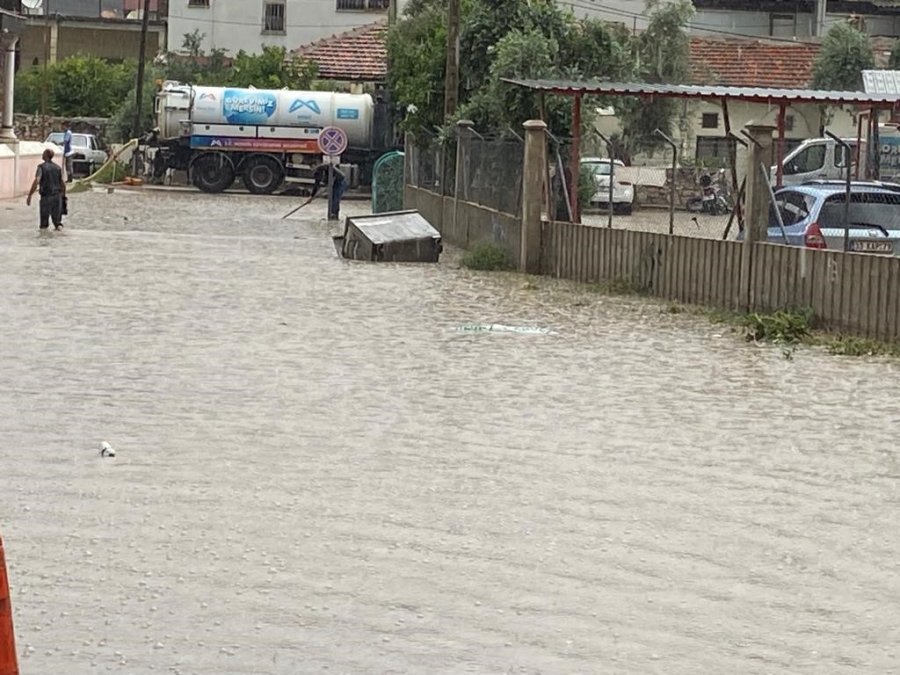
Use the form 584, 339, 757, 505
146, 81, 392, 194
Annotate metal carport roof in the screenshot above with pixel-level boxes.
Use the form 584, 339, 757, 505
501, 78, 900, 107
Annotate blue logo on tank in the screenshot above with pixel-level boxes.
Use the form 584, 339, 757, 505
289, 99, 322, 115
336, 108, 359, 120
223, 89, 277, 124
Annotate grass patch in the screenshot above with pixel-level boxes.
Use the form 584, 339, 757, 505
821, 336, 900, 357
743, 309, 813, 345
586, 278, 644, 295
461, 242, 512, 271
90, 160, 130, 184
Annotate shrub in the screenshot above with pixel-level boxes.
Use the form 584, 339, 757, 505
744, 309, 813, 344
461, 242, 512, 271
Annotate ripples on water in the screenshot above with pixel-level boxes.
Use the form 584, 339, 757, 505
1, 191, 899, 673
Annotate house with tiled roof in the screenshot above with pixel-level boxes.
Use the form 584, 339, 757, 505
293, 20, 387, 89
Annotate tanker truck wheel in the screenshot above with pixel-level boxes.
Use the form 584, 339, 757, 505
241, 155, 284, 195
192, 153, 235, 193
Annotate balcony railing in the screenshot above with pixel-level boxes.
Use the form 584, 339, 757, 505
24, 0, 163, 20
336, 0, 389, 11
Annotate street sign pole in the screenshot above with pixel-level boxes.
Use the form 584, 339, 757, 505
317, 126, 349, 222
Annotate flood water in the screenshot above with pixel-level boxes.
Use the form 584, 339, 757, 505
2, 189, 900, 674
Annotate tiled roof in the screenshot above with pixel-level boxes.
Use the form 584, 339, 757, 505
294, 21, 388, 82
690, 37, 822, 88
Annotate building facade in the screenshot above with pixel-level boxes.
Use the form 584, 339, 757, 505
166, 0, 400, 55
557, 0, 900, 39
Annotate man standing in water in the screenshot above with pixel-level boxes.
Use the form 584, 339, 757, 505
302, 162, 347, 220
26, 149, 67, 231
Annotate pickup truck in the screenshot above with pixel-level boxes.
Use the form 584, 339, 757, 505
45, 132, 108, 177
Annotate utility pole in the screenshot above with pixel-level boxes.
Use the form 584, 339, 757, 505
443, 0, 459, 120
132, 0, 151, 142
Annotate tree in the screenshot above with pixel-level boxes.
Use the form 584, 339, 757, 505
617, 0, 694, 154
15, 55, 135, 117
388, 0, 636, 136
386, 0, 449, 135
890, 39, 900, 69
811, 21, 874, 91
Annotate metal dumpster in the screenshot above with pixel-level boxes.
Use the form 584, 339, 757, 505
338, 210, 442, 263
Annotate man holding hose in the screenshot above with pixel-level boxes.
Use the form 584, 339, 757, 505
302, 162, 347, 220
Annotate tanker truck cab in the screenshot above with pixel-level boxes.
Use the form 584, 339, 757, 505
775, 137, 859, 186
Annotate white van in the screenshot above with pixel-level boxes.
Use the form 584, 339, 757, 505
775, 131, 900, 186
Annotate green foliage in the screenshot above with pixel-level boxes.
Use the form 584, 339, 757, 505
165, 40, 317, 89
810, 21, 875, 91
387, 2, 448, 135
108, 66, 165, 142
578, 165, 596, 209
744, 309, 813, 345
618, 0, 693, 153
461, 242, 512, 270
15, 55, 135, 117
823, 336, 900, 357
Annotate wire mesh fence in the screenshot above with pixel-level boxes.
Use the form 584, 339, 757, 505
459, 133, 524, 217
406, 132, 455, 197
406, 127, 751, 240
550, 131, 745, 240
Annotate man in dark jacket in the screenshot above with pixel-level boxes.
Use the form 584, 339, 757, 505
303, 163, 347, 220
26, 149, 67, 230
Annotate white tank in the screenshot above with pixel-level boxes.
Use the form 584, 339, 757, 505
189, 86, 374, 147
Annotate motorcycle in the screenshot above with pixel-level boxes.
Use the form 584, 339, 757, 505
686, 169, 732, 215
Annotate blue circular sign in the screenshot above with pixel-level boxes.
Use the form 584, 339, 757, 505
318, 126, 348, 156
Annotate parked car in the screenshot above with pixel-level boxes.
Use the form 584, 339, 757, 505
44, 132, 108, 177
754, 180, 900, 254
581, 157, 634, 215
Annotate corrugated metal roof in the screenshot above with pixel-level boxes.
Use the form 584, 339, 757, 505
501, 78, 900, 106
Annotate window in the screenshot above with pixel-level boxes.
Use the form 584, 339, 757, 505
695, 136, 737, 167
834, 143, 857, 168
188, 0, 209, 6
785, 115, 794, 132
770, 191, 814, 228
336, 0, 389, 11
701, 112, 719, 129
263, 1, 285, 32
784, 144, 826, 175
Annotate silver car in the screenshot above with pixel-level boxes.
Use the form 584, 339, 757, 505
45, 132, 108, 176
766, 181, 900, 255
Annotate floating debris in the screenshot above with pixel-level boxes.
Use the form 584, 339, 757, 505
457, 324, 551, 335
99, 441, 116, 458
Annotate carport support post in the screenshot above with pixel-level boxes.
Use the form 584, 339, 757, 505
521, 119, 547, 275
570, 94, 582, 224
775, 102, 786, 188
741, 124, 775, 310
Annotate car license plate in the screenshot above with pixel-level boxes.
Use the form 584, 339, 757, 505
850, 240, 893, 254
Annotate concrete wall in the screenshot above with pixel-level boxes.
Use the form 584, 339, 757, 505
0, 140, 63, 199
167, 0, 404, 54
403, 185, 521, 268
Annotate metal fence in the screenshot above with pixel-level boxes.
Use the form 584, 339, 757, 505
406, 133, 455, 197
459, 133, 524, 217
556, 131, 744, 241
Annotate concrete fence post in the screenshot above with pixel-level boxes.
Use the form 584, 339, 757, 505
454, 119, 473, 246
741, 124, 775, 310
521, 119, 547, 274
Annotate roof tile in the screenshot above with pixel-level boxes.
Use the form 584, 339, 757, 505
293, 21, 388, 82
690, 37, 821, 88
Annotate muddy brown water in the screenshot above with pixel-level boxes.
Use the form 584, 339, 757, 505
1, 190, 899, 674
